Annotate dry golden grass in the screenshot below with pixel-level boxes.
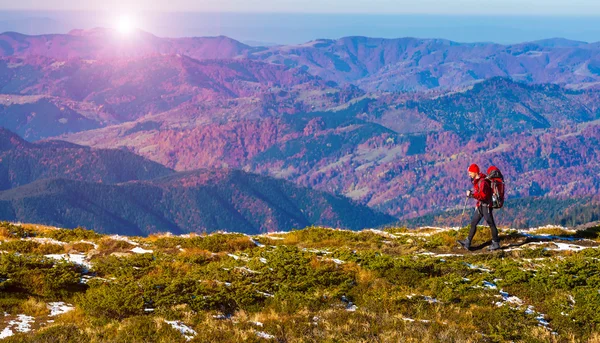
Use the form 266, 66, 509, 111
530, 227, 575, 236
97, 238, 135, 255
20, 297, 50, 317
55, 307, 87, 324
68, 242, 95, 253
587, 333, 600, 343
178, 247, 215, 259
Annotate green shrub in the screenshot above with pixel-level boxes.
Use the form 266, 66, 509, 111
44, 227, 102, 242
79, 282, 144, 320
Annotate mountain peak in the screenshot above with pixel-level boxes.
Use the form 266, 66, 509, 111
0, 127, 31, 151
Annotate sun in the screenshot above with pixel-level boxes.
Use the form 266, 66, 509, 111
115, 14, 136, 35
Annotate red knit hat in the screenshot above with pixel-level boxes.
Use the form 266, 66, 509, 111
468, 164, 480, 173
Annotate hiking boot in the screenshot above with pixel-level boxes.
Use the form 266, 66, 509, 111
488, 240, 501, 251
457, 239, 472, 251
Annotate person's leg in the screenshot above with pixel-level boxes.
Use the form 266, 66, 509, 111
468, 207, 483, 242
482, 206, 500, 242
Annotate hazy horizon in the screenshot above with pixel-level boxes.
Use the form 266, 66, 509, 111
1, 11, 600, 45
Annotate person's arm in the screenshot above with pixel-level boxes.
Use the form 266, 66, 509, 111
471, 179, 489, 202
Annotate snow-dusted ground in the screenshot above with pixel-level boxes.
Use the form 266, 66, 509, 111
0, 327, 13, 339
256, 291, 274, 298
164, 320, 197, 341
131, 247, 153, 254
256, 331, 276, 339
235, 266, 260, 274
227, 253, 250, 261
464, 263, 492, 273
0, 314, 35, 339
108, 235, 139, 246
44, 253, 92, 270
484, 280, 555, 332
48, 302, 75, 317
325, 258, 345, 264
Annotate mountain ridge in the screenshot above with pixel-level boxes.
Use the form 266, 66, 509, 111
3, 29, 600, 91
0, 169, 396, 235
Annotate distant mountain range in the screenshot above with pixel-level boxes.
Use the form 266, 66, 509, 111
0, 127, 173, 190
0, 128, 394, 234
59, 77, 600, 220
2, 29, 600, 92
1, 28, 599, 229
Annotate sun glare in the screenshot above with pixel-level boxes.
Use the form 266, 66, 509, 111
115, 15, 136, 35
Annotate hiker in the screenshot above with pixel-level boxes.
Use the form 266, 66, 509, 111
457, 164, 501, 251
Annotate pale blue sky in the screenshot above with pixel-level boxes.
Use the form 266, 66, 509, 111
3, 0, 600, 15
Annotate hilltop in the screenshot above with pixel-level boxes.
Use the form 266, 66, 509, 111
0, 221, 599, 342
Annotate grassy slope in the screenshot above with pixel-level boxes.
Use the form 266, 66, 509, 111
0, 222, 600, 342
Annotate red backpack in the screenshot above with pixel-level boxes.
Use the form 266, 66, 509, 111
486, 166, 505, 209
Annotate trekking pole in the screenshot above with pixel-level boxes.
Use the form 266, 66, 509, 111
459, 196, 469, 229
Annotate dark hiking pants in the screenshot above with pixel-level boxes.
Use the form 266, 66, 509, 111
468, 205, 499, 242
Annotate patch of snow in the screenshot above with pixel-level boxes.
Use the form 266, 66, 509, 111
464, 263, 492, 273
256, 331, 276, 339
227, 253, 249, 261
423, 296, 439, 304
44, 253, 92, 270
48, 302, 74, 316
483, 281, 497, 290
108, 235, 139, 246
235, 266, 260, 274
131, 247, 153, 254
327, 258, 345, 264
165, 320, 197, 341
536, 314, 550, 327
495, 290, 524, 307
251, 321, 264, 327
552, 243, 588, 251
346, 304, 358, 311
8, 314, 34, 333
402, 317, 431, 323
0, 327, 13, 339
419, 252, 463, 257
259, 257, 268, 264
257, 291, 274, 297
251, 239, 265, 247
